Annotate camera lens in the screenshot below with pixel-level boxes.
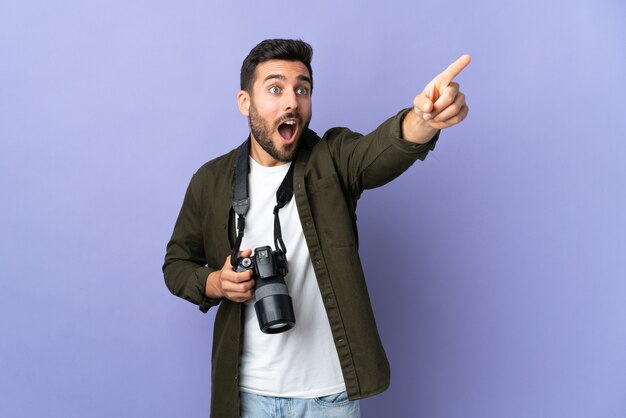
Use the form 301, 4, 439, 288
250, 246, 296, 334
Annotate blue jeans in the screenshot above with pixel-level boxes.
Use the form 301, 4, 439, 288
240, 391, 360, 418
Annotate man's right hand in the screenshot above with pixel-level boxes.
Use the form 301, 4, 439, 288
205, 249, 255, 303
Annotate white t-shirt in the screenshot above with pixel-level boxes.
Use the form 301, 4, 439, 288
238, 158, 345, 398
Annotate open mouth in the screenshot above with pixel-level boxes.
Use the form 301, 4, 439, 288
277, 120, 298, 143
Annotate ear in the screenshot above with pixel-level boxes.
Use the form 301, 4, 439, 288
237, 90, 250, 117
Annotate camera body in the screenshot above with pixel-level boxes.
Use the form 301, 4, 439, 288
236, 245, 295, 334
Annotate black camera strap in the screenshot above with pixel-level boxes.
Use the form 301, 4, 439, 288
230, 137, 295, 269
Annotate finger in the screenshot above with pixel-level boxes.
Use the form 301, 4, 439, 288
432, 92, 466, 123
225, 288, 255, 303
413, 92, 433, 114
436, 54, 471, 88
221, 277, 255, 302
225, 248, 253, 269
225, 249, 253, 266
233, 285, 255, 302
232, 294, 254, 303
429, 103, 469, 129
225, 268, 254, 284
424, 80, 437, 101
239, 249, 252, 258
223, 278, 255, 294
428, 82, 459, 119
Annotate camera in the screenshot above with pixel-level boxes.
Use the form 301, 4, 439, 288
236, 245, 296, 334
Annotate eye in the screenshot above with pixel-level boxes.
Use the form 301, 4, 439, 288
296, 87, 310, 95
269, 86, 281, 94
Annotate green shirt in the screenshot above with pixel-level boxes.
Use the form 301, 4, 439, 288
163, 109, 438, 417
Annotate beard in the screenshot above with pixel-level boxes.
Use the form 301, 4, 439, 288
248, 103, 308, 163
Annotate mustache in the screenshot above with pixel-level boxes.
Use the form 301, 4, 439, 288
274, 112, 301, 127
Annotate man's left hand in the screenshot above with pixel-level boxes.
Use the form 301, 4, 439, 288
402, 54, 471, 144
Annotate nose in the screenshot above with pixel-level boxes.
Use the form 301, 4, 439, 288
283, 88, 298, 111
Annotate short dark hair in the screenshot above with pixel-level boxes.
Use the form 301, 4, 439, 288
240, 39, 313, 92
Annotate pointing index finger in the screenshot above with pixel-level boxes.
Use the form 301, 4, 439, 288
437, 54, 471, 87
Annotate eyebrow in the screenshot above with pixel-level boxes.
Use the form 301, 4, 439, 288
263, 74, 312, 84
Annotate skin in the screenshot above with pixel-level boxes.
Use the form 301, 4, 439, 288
205, 55, 471, 302
238, 60, 313, 167
402, 54, 471, 142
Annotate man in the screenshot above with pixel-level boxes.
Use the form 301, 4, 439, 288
163, 39, 469, 418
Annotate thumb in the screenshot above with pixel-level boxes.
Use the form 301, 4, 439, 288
228, 248, 253, 269
414, 92, 433, 114
239, 248, 253, 258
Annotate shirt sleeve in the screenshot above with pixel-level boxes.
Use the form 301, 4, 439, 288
162, 172, 221, 313
322, 108, 439, 199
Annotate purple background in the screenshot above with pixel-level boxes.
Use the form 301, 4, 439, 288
1, 1, 625, 417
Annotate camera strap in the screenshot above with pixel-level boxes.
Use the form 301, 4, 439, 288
230, 137, 295, 268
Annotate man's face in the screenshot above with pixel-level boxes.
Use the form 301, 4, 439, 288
237, 59, 313, 166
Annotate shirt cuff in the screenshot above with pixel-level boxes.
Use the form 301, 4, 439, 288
390, 108, 439, 160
